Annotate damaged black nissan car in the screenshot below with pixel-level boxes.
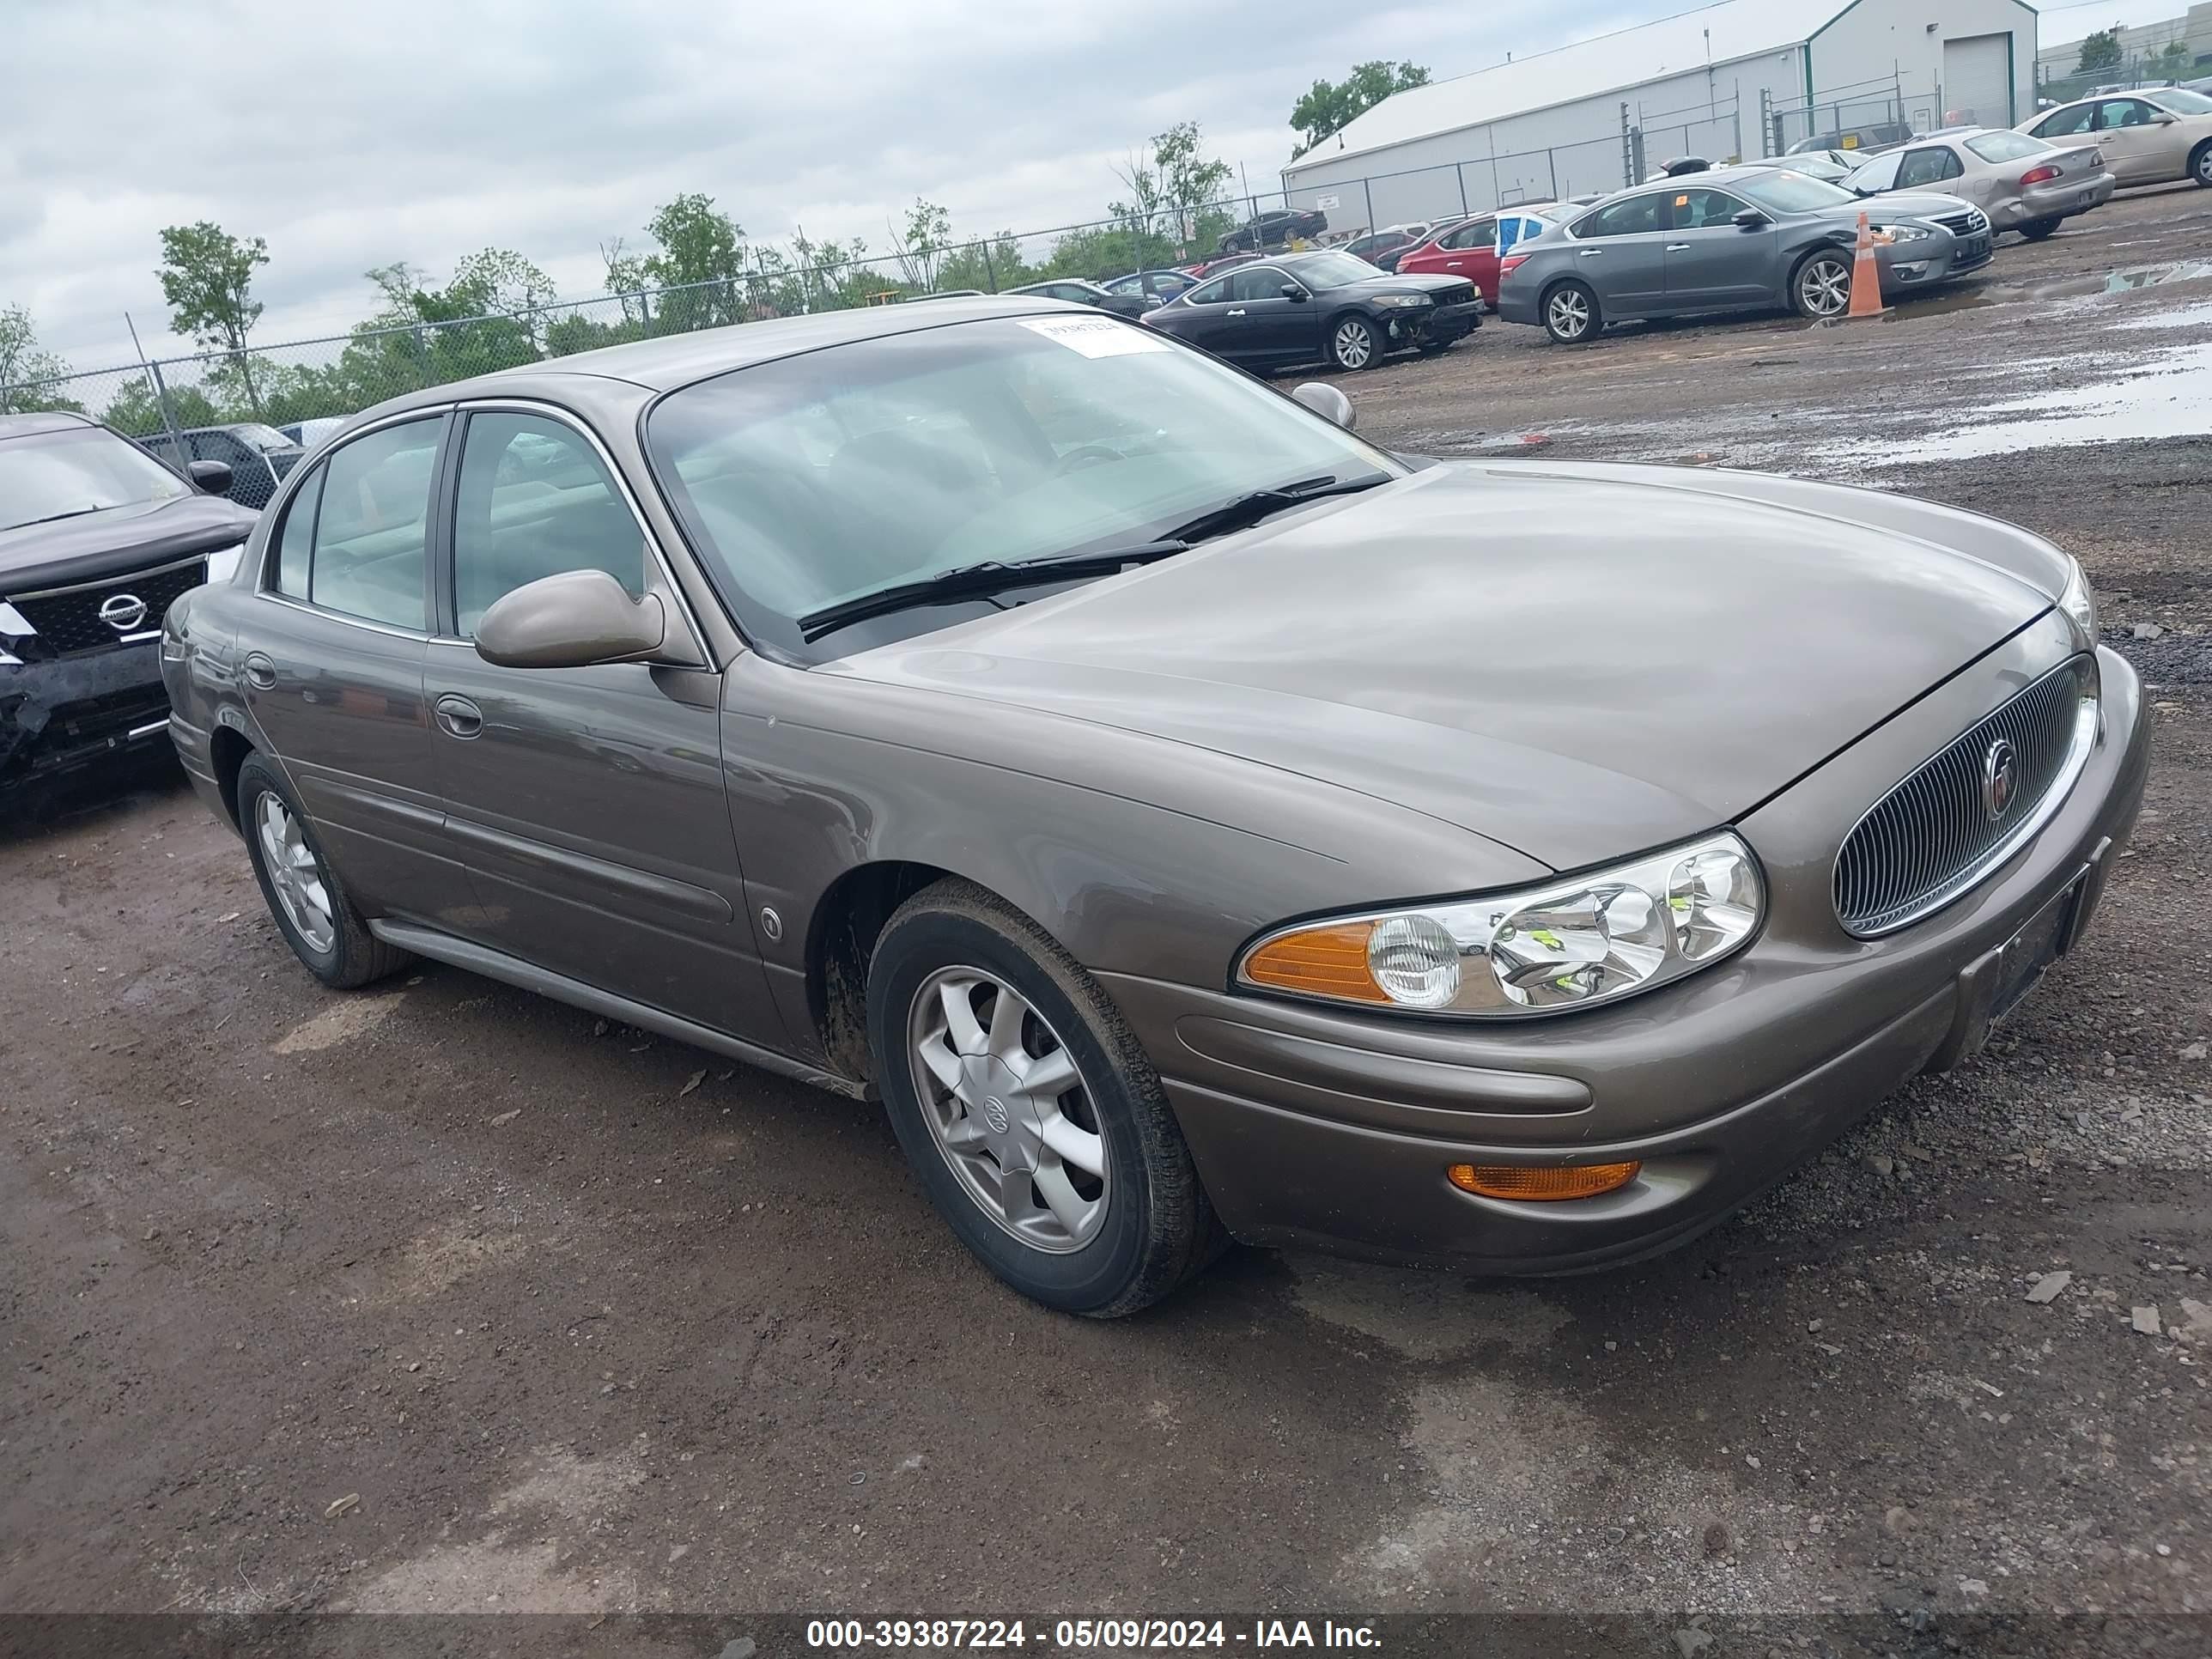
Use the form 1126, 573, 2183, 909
2, 411, 258, 796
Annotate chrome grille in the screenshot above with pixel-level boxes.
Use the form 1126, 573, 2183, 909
1834, 658, 2096, 937
1936, 210, 1987, 238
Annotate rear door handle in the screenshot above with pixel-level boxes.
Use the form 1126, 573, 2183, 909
1226, 307, 1246, 316
1578, 248, 1603, 257
1666, 243, 1691, 252
1445, 260, 1465, 268
434, 694, 483, 739
242, 652, 276, 690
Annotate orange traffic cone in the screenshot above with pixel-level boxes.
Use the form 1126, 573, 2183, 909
1846, 210, 1887, 319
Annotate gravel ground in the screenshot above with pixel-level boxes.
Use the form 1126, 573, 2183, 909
3, 186, 2209, 1657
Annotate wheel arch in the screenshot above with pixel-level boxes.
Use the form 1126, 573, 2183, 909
209, 723, 256, 830
804, 859, 959, 1082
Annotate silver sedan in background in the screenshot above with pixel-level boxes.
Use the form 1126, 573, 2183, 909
1497, 165, 1991, 343
1846, 128, 2115, 240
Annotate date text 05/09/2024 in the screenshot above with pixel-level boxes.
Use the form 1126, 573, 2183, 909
804, 1618, 1382, 1650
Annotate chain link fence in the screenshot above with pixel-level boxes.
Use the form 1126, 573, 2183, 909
1760, 76, 1947, 157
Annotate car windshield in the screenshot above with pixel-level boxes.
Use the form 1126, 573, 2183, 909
0, 425, 191, 532
1285, 252, 1384, 288
644, 314, 1397, 659
2148, 88, 2212, 114
1734, 171, 1857, 212
1966, 130, 2049, 163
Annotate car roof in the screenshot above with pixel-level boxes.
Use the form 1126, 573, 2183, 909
0, 410, 96, 441
350, 295, 1092, 421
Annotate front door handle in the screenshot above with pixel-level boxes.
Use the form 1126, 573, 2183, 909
1667, 243, 1691, 252
1226, 307, 1246, 316
1446, 259, 1465, 268
434, 694, 483, 739
242, 651, 276, 690
1578, 248, 1604, 257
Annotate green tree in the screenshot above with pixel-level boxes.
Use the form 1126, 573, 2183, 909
1109, 122, 1235, 260
155, 221, 270, 414
0, 304, 79, 412
100, 374, 219, 438
2159, 40, 2191, 70
641, 192, 748, 331
2075, 28, 2123, 75
889, 198, 954, 291
1290, 61, 1431, 155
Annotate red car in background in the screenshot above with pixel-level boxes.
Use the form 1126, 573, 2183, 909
1395, 205, 1568, 305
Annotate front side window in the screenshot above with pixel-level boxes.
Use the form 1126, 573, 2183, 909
1228, 267, 1288, 301
0, 425, 192, 532
645, 316, 1396, 659
450, 412, 645, 635
2035, 103, 2095, 137
2098, 99, 2158, 130
1966, 131, 2048, 164
1896, 146, 1964, 188
1577, 194, 1664, 237
1182, 275, 1232, 306
307, 418, 441, 629
1671, 189, 1750, 228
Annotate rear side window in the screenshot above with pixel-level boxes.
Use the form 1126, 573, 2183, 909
305, 418, 442, 629
450, 412, 644, 635
1443, 217, 1497, 250
272, 468, 322, 597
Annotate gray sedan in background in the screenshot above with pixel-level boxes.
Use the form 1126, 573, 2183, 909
1845, 128, 2115, 240
1498, 165, 1992, 343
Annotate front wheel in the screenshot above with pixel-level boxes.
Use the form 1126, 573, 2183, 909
2018, 217, 2061, 241
866, 878, 1219, 1317
1791, 250, 1854, 319
1542, 280, 1601, 344
1329, 313, 1383, 370
2191, 141, 2212, 188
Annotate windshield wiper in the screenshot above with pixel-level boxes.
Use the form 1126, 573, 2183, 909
798, 542, 1188, 643
12, 505, 105, 530
1159, 471, 1391, 544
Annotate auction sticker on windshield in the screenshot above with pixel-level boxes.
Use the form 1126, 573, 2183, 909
1017, 315, 1169, 356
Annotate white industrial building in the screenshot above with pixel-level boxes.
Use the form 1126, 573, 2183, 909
1280, 0, 2039, 234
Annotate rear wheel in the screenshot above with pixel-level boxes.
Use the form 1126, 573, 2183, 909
867, 878, 1219, 1317
1329, 313, 1383, 370
2019, 217, 2061, 240
1791, 250, 1854, 319
1541, 280, 1600, 344
236, 754, 410, 989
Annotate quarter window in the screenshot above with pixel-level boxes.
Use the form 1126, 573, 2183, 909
450, 412, 645, 635
272, 467, 321, 598
305, 417, 441, 630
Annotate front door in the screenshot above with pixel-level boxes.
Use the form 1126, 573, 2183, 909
1568, 191, 1671, 314
1662, 187, 1776, 307
422, 405, 782, 1042
243, 414, 481, 932
1224, 264, 1311, 362
2093, 98, 2166, 182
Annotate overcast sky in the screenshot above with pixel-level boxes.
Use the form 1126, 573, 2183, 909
1, 0, 2191, 379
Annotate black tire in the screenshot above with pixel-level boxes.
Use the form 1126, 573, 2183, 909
1540, 279, 1601, 344
1790, 248, 1855, 319
2191, 141, 2212, 189
866, 878, 1221, 1318
235, 753, 411, 989
1328, 312, 1384, 370
2019, 217, 2061, 240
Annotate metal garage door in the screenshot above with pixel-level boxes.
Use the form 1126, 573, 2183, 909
1944, 33, 2013, 127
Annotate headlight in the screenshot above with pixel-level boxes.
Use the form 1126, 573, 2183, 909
2058, 556, 2097, 641
1874, 223, 1933, 244
1237, 831, 1763, 1018
1372, 293, 1434, 307
204, 542, 248, 584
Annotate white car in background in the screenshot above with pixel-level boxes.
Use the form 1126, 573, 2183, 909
2020, 87, 2212, 191
1845, 128, 2115, 240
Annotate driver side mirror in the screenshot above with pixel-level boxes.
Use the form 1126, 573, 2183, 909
186, 458, 234, 496
1291, 382, 1357, 430
1281, 283, 1310, 301
476, 568, 672, 670
2154, 112, 2180, 125
1733, 207, 1771, 228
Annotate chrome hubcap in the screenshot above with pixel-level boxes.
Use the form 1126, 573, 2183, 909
256, 792, 335, 954
1548, 289, 1590, 337
1802, 259, 1850, 315
908, 968, 1109, 1253
1334, 320, 1373, 368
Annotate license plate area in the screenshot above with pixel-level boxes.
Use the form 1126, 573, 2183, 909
1960, 235, 1990, 262
1990, 877, 2083, 1022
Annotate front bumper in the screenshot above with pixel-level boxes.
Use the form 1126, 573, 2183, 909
1103, 642, 2148, 1273
1878, 229, 1993, 294
1389, 301, 1483, 348
0, 641, 175, 792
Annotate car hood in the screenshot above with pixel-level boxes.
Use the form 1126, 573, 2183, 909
1820, 190, 1978, 223
0, 492, 258, 594
830, 462, 2063, 872
1324, 272, 1471, 299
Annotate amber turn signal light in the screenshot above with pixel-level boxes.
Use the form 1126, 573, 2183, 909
1239, 922, 1390, 1004
1448, 1161, 1641, 1201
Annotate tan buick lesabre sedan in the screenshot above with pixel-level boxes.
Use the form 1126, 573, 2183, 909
162, 300, 2148, 1316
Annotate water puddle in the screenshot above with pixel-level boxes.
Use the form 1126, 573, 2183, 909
1880, 258, 2212, 320
2113, 300, 2212, 331
1850, 338, 2212, 466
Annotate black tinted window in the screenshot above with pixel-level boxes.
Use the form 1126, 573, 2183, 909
1184, 275, 1232, 305
1578, 195, 1664, 237
1444, 217, 1497, 250
451, 413, 644, 635
2036, 104, 2094, 137
1228, 268, 1287, 301
308, 418, 441, 629
1670, 189, 1748, 228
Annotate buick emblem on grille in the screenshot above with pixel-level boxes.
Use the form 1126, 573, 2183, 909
98, 592, 149, 633
1982, 738, 2018, 821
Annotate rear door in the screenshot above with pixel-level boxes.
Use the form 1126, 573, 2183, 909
1661, 186, 1776, 307
1158, 272, 1244, 357
243, 414, 481, 931
422, 404, 781, 1039
1567, 192, 1670, 314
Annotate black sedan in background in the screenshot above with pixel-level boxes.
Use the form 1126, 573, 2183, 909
1217, 207, 1328, 253
1005, 278, 1150, 319
1141, 250, 1480, 370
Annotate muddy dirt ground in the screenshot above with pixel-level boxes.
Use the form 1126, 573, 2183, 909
4, 186, 2210, 1656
